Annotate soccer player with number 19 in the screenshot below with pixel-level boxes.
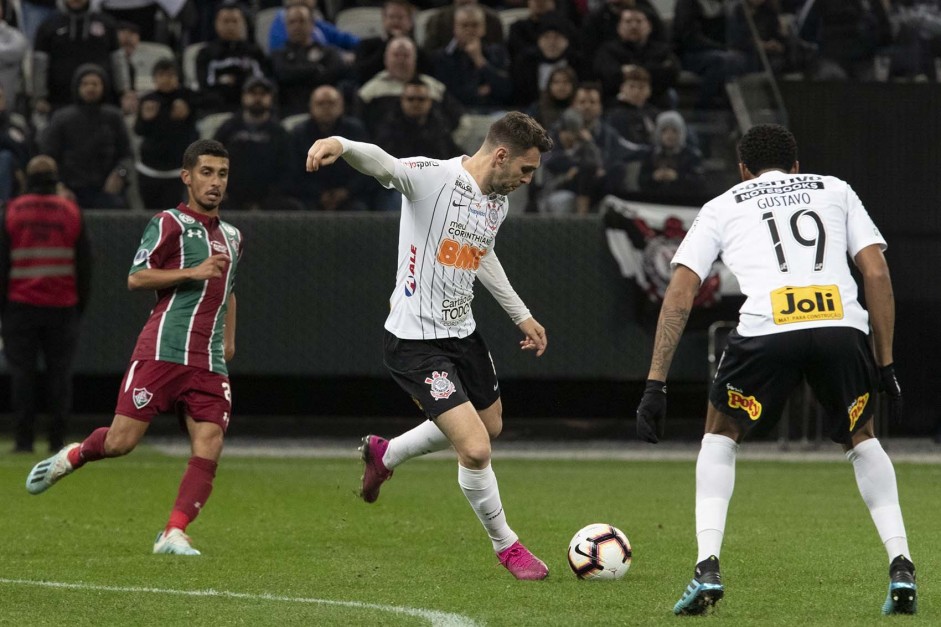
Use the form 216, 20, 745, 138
634, 125, 917, 615
307, 112, 553, 579
26, 139, 243, 557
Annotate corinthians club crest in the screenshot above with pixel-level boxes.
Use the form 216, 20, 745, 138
132, 387, 153, 409
424, 371, 456, 400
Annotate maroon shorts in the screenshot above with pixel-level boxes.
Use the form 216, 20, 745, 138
115, 359, 232, 432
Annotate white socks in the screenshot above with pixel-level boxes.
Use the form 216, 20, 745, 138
846, 437, 911, 562
458, 463, 518, 553
695, 433, 738, 563
382, 420, 451, 470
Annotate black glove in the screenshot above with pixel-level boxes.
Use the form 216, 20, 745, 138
636, 379, 667, 443
879, 364, 903, 424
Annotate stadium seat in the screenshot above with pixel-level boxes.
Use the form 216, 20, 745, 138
414, 8, 438, 48
196, 112, 233, 140
334, 7, 384, 39
254, 6, 281, 56
649, 0, 675, 19
281, 113, 308, 132
182, 42, 206, 91
452, 112, 505, 155
130, 42, 176, 93
498, 8, 529, 38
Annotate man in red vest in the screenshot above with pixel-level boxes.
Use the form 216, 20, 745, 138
0, 155, 91, 453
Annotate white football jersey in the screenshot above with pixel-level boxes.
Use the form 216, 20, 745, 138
672, 170, 887, 337
383, 155, 508, 339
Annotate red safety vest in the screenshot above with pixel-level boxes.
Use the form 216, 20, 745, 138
5, 193, 82, 307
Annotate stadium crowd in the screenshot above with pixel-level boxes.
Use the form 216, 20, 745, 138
0, 0, 927, 212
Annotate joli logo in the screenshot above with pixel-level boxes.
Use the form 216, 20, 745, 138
848, 392, 869, 432
771, 285, 844, 325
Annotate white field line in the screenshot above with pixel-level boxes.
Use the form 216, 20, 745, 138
0, 578, 481, 627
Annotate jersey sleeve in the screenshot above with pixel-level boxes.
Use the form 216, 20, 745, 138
844, 183, 887, 256
387, 158, 451, 201
129, 213, 180, 275
671, 203, 721, 283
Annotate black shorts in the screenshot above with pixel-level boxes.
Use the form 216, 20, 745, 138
383, 330, 500, 420
710, 327, 878, 444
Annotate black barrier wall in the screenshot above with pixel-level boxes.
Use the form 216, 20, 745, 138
78, 211, 712, 381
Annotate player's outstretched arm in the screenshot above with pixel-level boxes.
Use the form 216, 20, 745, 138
518, 317, 547, 357
306, 137, 344, 172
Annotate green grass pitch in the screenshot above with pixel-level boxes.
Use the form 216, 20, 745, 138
1, 446, 937, 625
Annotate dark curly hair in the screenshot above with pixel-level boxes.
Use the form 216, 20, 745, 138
183, 139, 229, 170
738, 124, 797, 175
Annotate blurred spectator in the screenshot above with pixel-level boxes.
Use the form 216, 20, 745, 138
580, 0, 666, 60
0, 86, 31, 202
593, 8, 679, 108
98, 0, 170, 43
506, 0, 572, 61
638, 110, 705, 196
374, 78, 461, 158
801, 0, 891, 81
672, 0, 746, 108
0, 4, 26, 112
431, 4, 512, 107
355, 0, 434, 83
289, 84, 374, 210
268, 0, 360, 57
116, 20, 141, 98
570, 81, 637, 168
510, 13, 584, 105
357, 36, 462, 135
525, 64, 577, 129
196, 0, 271, 113
888, 1, 941, 78
422, 0, 504, 51
727, 0, 789, 74
0, 154, 91, 454
32, 0, 134, 115
39, 64, 133, 209
213, 77, 299, 210
20, 0, 58, 43
605, 65, 657, 148
537, 108, 603, 214
133, 58, 199, 209
271, 3, 347, 116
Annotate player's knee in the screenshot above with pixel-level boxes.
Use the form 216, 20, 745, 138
458, 442, 492, 469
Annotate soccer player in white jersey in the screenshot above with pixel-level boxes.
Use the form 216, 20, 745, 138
634, 125, 916, 615
306, 111, 553, 579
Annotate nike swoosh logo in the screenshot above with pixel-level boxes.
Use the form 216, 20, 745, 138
493, 383, 499, 390
572, 544, 594, 559
452, 200, 465, 207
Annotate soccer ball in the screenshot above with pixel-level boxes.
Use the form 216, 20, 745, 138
567, 523, 632, 580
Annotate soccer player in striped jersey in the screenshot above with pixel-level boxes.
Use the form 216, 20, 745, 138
26, 139, 243, 557
307, 111, 553, 579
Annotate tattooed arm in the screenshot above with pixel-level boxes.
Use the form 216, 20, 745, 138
647, 265, 702, 381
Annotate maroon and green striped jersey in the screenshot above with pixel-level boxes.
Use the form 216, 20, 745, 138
128, 204, 243, 375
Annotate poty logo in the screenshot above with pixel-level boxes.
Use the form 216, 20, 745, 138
211, 240, 229, 254
132, 387, 153, 409
425, 371, 456, 400
728, 390, 762, 420
848, 392, 869, 432
404, 244, 418, 297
